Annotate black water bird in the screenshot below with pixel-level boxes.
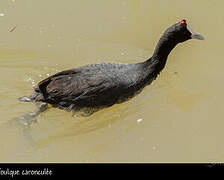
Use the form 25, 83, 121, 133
20, 19, 204, 117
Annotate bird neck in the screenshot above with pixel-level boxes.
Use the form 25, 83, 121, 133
139, 34, 179, 85
151, 33, 178, 66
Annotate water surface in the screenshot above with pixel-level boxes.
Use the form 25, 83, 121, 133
0, 0, 223, 162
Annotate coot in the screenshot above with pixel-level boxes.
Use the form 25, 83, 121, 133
20, 19, 204, 116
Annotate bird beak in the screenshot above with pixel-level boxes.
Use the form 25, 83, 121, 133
191, 33, 204, 40
187, 24, 204, 40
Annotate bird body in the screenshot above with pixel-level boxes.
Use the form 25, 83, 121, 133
29, 61, 158, 111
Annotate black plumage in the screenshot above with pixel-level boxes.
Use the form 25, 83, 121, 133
20, 19, 204, 115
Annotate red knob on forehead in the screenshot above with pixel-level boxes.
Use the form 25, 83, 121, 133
180, 19, 187, 26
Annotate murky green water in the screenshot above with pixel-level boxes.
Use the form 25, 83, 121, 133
0, 0, 223, 162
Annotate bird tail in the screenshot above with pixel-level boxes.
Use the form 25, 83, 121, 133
19, 91, 43, 102
19, 96, 33, 102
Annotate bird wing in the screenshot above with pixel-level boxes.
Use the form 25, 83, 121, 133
35, 64, 128, 106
